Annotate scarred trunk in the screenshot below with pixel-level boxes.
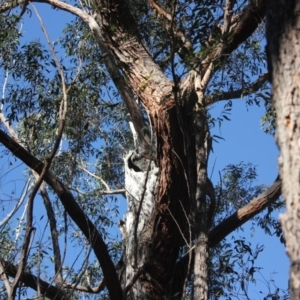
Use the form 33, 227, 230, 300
89, 3, 211, 297
87, 2, 212, 299
122, 103, 195, 299
267, 1, 300, 299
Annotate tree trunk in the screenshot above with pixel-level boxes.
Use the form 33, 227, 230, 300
122, 101, 199, 299
267, 1, 300, 299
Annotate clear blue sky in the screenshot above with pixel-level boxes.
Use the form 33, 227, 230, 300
0, 3, 289, 299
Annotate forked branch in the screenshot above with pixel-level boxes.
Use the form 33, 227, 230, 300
0, 257, 66, 300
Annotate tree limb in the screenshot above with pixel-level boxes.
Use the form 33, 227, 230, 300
204, 72, 269, 104
40, 184, 64, 287
209, 175, 281, 247
148, 0, 192, 56
0, 129, 122, 300
175, 175, 281, 284
0, 257, 67, 300
226, 0, 266, 55
63, 278, 105, 293
201, 0, 266, 76
0, 259, 12, 299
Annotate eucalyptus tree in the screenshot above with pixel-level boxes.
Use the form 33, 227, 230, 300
0, 0, 283, 299
267, 1, 300, 299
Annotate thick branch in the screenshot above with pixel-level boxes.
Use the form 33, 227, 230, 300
0, 129, 122, 300
0, 258, 66, 300
201, 0, 266, 76
209, 175, 281, 247
175, 176, 281, 279
226, 0, 266, 54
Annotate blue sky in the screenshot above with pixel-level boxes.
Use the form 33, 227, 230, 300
0, 2, 289, 299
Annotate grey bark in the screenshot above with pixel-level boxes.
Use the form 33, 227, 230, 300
267, 1, 300, 299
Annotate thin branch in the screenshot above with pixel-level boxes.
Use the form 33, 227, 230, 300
9, 7, 69, 297
148, 0, 192, 60
40, 183, 63, 287
79, 163, 110, 190
78, 164, 126, 196
148, 0, 171, 21
0, 178, 31, 228
0, 129, 122, 299
0, 259, 12, 299
204, 73, 269, 104
63, 278, 105, 293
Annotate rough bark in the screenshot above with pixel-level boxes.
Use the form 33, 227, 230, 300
267, 1, 300, 299
0, 0, 272, 299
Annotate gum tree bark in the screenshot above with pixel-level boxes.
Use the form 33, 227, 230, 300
267, 1, 300, 299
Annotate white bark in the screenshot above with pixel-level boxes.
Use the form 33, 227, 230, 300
123, 151, 159, 295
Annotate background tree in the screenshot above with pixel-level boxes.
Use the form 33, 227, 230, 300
267, 1, 300, 299
0, 0, 286, 299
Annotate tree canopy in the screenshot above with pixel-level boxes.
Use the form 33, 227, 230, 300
0, 0, 288, 299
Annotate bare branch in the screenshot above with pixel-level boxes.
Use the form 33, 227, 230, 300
0, 129, 122, 299
9, 8, 69, 296
78, 164, 126, 196
0, 178, 31, 228
209, 175, 281, 247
